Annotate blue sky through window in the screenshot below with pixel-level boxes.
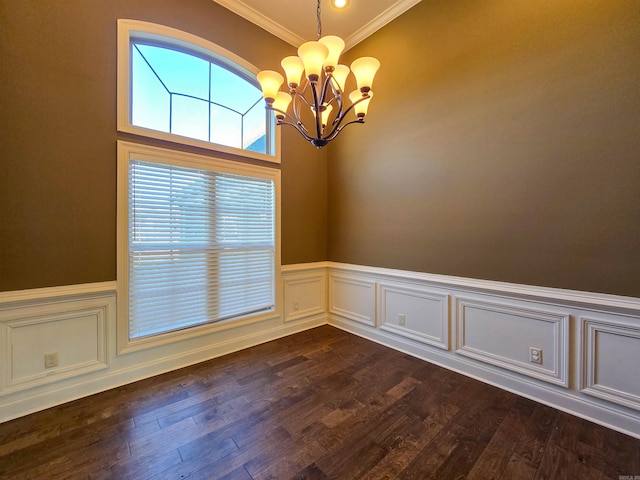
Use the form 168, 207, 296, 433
131, 43, 267, 152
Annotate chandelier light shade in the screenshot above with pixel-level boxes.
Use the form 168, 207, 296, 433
257, 0, 380, 148
255, 70, 284, 101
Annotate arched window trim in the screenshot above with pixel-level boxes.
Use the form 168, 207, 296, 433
117, 19, 280, 163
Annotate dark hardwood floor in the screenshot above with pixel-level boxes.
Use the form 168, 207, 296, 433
0, 325, 638, 479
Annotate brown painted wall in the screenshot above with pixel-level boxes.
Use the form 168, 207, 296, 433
3, 0, 638, 296
328, 0, 640, 297
0, 0, 327, 292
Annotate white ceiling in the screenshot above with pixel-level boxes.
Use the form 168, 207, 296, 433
212, 0, 422, 50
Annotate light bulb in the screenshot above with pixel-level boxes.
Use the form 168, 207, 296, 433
331, 0, 350, 8
298, 41, 329, 81
350, 57, 380, 93
257, 70, 284, 102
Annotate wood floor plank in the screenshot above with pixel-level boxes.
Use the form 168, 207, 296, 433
0, 325, 638, 480
513, 402, 559, 467
364, 402, 461, 480
399, 422, 469, 479
289, 462, 330, 480
500, 453, 539, 480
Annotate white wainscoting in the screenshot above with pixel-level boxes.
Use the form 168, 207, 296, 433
3, 262, 640, 439
378, 281, 450, 350
324, 262, 640, 439
329, 274, 376, 327
1, 300, 109, 394
455, 297, 569, 387
282, 264, 327, 323
581, 316, 640, 411
0, 267, 327, 422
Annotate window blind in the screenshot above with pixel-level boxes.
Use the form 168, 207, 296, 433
128, 159, 275, 339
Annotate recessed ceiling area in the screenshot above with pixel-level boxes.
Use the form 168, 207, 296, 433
212, 0, 422, 49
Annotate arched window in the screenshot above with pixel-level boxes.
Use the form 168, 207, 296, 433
117, 20, 278, 162
116, 21, 281, 352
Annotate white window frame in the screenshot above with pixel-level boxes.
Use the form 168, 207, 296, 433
117, 19, 280, 163
116, 141, 281, 353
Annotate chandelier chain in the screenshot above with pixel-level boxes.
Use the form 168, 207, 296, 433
316, 0, 322, 40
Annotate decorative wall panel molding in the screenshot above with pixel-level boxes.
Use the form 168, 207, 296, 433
328, 262, 640, 316
1, 305, 109, 393
325, 262, 640, 438
581, 317, 640, 411
282, 269, 326, 323
378, 281, 449, 350
0, 285, 114, 395
0, 277, 324, 423
454, 297, 570, 387
329, 274, 376, 327
3, 263, 640, 438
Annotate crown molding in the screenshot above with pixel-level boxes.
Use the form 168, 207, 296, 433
212, 0, 304, 47
344, 0, 422, 49
212, 0, 422, 50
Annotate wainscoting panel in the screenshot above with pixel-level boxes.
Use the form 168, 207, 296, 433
0, 268, 327, 423
0, 287, 112, 395
326, 262, 640, 439
329, 274, 376, 327
3, 262, 640, 439
2, 306, 108, 393
455, 297, 570, 387
282, 269, 326, 323
581, 317, 640, 411
378, 281, 449, 350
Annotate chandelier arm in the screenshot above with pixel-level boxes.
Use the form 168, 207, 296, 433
293, 90, 314, 109
330, 93, 345, 127
278, 120, 316, 143
322, 95, 367, 139
324, 118, 365, 142
270, 106, 311, 135
340, 94, 369, 119
324, 77, 348, 128
324, 95, 342, 124
291, 81, 314, 128
310, 81, 324, 139
327, 80, 344, 120
329, 76, 344, 97
318, 73, 333, 107
290, 95, 311, 134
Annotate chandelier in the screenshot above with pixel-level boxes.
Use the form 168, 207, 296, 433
257, 0, 380, 148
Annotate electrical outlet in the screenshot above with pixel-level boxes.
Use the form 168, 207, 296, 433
293, 302, 300, 311
398, 313, 406, 326
529, 347, 542, 364
44, 352, 59, 369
